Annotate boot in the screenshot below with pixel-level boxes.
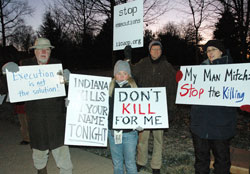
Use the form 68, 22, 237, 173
137, 164, 144, 172
37, 167, 47, 174
152, 169, 160, 174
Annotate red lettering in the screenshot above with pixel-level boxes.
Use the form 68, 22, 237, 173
191, 88, 198, 97
139, 104, 145, 114
122, 103, 130, 114
180, 83, 189, 96
188, 84, 196, 97
133, 103, 136, 114
148, 103, 155, 114
199, 88, 204, 99
180, 83, 204, 99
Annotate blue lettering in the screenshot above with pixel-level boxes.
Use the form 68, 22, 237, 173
222, 86, 245, 103
12, 73, 19, 81
11, 69, 54, 81
222, 87, 228, 99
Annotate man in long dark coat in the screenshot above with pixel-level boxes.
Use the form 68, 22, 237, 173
2, 38, 73, 174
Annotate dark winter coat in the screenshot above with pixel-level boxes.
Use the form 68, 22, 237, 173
21, 57, 66, 150
131, 55, 177, 120
190, 56, 237, 139
0, 75, 8, 95
0, 74, 8, 104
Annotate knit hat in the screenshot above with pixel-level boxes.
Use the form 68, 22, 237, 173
203, 40, 226, 55
113, 60, 131, 77
30, 38, 54, 49
148, 40, 162, 52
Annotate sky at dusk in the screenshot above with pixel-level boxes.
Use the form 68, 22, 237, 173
25, 0, 213, 43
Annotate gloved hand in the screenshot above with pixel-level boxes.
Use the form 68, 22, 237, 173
124, 45, 132, 62
176, 70, 183, 83
2, 62, 19, 74
134, 126, 144, 132
63, 69, 71, 83
240, 105, 250, 113
65, 98, 70, 107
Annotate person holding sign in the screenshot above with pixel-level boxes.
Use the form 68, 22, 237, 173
190, 40, 237, 174
108, 60, 142, 174
3, 38, 73, 174
128, 40, 177, 174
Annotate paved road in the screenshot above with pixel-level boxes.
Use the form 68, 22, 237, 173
0, 120, 150, 174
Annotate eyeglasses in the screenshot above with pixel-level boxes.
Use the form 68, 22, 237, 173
206, 48, 219, 54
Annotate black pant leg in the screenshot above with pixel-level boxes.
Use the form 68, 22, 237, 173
210, 139, 231, 174
192, 133, 211, 174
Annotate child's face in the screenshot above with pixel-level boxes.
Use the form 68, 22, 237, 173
115, 71, 129, 81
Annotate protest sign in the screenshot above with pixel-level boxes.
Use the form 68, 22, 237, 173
176, 63, 250, 107
113, 0, 143, 50
113, 87, 168, 129
64, 74, 111, 146
6, 64, 66, 103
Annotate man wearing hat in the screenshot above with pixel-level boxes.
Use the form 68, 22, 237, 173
190, 40, 237, 174
129, 40, 177, 174
2, 38, 73, 174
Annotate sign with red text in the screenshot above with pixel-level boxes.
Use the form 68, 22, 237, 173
113, 0, 143, 50
113, 87, 168, 129
6, 64, 66, 103
64, 74, 111, 147
176, 63, 250, 107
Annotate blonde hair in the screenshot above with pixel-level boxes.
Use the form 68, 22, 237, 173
109, 77, 137, 97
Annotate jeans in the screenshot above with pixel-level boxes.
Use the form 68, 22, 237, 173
192, 133, 231, 174
108, 130, 138, 174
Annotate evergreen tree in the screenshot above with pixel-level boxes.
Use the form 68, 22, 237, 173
213, 10, 241, 62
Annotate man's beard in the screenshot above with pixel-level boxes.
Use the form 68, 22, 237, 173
37, 57, 49, 64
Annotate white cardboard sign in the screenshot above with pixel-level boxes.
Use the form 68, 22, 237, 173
113, 0, 143, 50
64, 74, 111, 147
113, 87, 169, 129
176, 63, 250, 107
6, 64, 66, 103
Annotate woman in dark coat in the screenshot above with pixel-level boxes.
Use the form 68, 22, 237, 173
190, 40, 237, 174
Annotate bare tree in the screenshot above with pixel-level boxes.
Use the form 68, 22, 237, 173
181, 22, 202, 44
0, 0, 33, 47
9, 24, 35, 52
186, 0, 211, 46
91, 0, 170, 26
54, 0, 98, 34
143, 0, 170, 26
159, 22, 181, 37
177, 0, 212, 63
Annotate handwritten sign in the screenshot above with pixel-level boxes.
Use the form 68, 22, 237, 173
6, 64, 66, 103
113, 0, 143, 50
176, 63, 250, 107
64, 74, 111, 147
113, 87, 168, 129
